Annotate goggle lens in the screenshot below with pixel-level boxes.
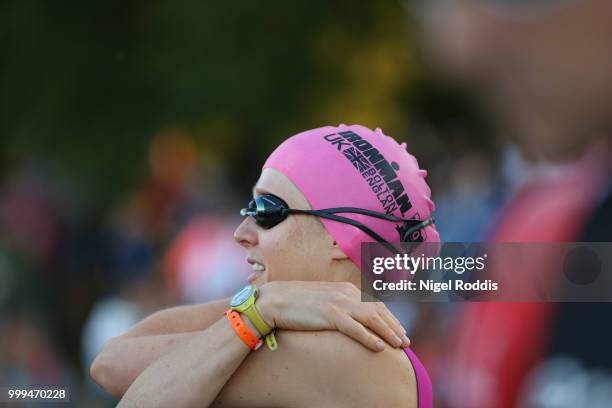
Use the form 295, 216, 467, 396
241, 195, 288, 229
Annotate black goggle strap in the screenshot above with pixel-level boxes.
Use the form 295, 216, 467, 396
240, 197, 435, 254
296, 207, 435, 235
311, 207, 422, 223
240, 203, 434, 239
241, 195, 426, 224
294, 210, 401, 255
290, 208, 435, 256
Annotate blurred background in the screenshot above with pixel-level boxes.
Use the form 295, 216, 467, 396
2, 0, 612, 407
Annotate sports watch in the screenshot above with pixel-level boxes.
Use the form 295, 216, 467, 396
230, 284, 278, 351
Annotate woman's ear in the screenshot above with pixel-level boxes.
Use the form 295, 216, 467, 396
330, 240, 349, 261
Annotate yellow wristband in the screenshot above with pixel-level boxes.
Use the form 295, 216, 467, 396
230, 284, 278, 351
242, 301, 278, 351
242, 303, 273, 337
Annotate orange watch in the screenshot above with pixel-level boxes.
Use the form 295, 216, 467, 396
225, 309, 263, 350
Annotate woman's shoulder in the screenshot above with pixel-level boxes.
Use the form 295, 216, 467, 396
213, 330, 418, 408
279, 330, 418, 407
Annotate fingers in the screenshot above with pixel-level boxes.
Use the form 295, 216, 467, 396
375, 304, 411, 347
268, 281, 411, 352
333, 310, 387, 352
339, 283, 410, 347
351, 304, 404, 349
326, 286, 410, 350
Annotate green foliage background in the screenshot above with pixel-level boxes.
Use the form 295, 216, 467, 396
1, 0, 445, 212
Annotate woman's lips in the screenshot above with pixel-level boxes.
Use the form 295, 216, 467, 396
247, 270, 265, 283
247, 258, 266, 283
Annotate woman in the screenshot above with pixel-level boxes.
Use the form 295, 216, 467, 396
91, 124, 438, 407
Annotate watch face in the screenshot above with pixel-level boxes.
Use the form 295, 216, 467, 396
230, 285, 254, 307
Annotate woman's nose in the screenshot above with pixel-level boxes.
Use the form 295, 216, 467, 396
234, 217, 258, 248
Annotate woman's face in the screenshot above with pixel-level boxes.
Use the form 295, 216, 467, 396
234, 168, 337, 286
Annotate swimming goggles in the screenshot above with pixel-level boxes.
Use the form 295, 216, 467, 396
240, 193, 435, 254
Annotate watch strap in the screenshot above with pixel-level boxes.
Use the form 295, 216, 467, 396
242, 303, 273, 337
265, 331, 278, 351
225, 309, 263, 350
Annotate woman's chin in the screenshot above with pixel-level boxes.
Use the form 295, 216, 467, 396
248, 270, 268, 285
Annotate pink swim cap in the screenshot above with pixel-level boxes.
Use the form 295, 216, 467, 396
263, 124, 440, 268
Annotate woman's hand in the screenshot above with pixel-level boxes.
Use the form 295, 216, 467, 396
256, 281, 410, 352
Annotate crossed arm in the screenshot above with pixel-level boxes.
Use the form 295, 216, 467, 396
91, 282, 416, 407
90, 298, 230, 398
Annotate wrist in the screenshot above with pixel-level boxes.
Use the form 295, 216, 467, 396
256, 282, 279, 329
240, 313, 260, 337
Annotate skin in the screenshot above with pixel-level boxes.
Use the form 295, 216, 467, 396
238, 167, 363, 286
417, 0, 612, 161
93, 168, 417, 407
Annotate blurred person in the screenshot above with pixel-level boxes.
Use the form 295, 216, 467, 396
0, 309, 77, 402
82, 132, 240, 387
0, 162, 111, 385
163, 215, 251, 304
432, 147, 499, 241
0, 166, 62, 266
81, 274, 170, 380
416, 0, 612, 162
415, 1, 612, 407
82, 189, 177, 384
91, 124, 438, 408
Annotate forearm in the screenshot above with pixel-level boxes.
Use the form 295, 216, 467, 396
91, 298, 230, 396
91, 332, 200, 397
118, 317, 251, 408
126, 298, 230, 337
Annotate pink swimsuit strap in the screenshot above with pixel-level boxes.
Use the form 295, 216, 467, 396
403, 347, 433, 408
